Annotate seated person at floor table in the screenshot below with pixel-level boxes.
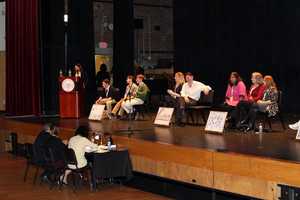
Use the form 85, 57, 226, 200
235, 72, 266, 130
164, 72, 185, 107
63, 125, 98, 184
240, 75, 279, 132
222, 72, 247, 128
95, 79, 118, 119
111, 75, 138, 118
121, 74, 150, 117
175, 72, 212, 126
33, 123, 57, 182
43, 125, 68, 182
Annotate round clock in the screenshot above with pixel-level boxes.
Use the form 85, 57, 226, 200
61, 78, 75, 92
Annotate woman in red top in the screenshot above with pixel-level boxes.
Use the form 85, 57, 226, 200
235, 72, 266, 130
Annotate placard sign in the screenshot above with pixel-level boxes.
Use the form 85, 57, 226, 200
296, 127, 300, 140
88, 104, 105, 121
154, 107, 174, 126
205, 111, 228, 133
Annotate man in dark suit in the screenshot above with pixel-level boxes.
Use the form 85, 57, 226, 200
95, 79, 118, 118
43, 127, 68, 182
33, 124, 53, 165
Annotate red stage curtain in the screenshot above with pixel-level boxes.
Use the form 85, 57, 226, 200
6, 0, 40, 115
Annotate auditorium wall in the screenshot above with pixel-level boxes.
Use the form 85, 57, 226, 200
0, 51, 5, 111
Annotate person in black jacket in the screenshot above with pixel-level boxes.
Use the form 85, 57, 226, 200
43, 126, 68, 182
33, 124, 54, 165
95, 79, 119, 118
95, 64, 110, 87
164, 72, 185, 107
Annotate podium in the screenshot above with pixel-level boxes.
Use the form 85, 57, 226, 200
59, 76, 84, 118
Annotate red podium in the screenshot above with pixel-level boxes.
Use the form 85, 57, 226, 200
59, 76, 84, 118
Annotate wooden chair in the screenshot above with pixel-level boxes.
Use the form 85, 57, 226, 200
186, 90, 214, 125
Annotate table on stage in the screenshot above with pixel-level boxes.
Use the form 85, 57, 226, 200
86, 148, 133, 189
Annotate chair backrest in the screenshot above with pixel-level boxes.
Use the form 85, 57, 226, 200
199, 90, 214, 106
65, 148, 78, 168
277, 90, 283, 106
24, 143, 33, 160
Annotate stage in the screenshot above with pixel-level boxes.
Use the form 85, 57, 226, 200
1, 115, 300, 199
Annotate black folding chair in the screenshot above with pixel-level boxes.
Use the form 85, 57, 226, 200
60, 148, 92, 192
23, 143, 42, 184
186, 90, 214, 125
254, 90, 286, 132
133, 92, 151, 120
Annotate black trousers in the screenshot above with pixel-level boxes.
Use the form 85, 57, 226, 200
236, 101, 259, 128
175, 97, 197, 123
218, 103, 237, 125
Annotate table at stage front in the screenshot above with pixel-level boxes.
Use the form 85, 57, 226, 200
86, 147, 133, 190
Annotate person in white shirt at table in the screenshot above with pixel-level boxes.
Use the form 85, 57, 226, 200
175, 72, 212, 126
62, 125, 98, 184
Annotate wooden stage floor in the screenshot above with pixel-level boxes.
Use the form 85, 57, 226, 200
4, 115, 300, 164
1, 115, 300, 199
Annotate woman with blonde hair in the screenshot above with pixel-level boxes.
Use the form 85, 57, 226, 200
164, 72, 185, 107
243, 75, 279, 131
235, 72, 266, 130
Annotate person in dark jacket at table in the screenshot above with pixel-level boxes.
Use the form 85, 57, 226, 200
33, 124, 54, 165
235, 72, 266, 130
33, 123, 56, 182
43, 126, 68, 182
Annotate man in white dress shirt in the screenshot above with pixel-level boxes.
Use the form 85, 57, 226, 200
175, 72, 212, 126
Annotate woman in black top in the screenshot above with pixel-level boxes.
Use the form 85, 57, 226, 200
164, 72, 185, 107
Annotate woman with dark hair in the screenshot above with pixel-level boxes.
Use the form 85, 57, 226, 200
68, 125, 98, 169
74, 63, 88, 88
225, 72, 247, 107
95, 64, 110, 87
223, 72, 247, 128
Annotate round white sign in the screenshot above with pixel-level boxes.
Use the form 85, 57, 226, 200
61, 78, 75, 92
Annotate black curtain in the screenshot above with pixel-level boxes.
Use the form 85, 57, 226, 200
174, 0, 300, 112
68, 0, 96, 113
39, 0, 65, 115
113, 0, 134, 93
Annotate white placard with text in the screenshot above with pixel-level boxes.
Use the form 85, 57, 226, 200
205, 111, 228, 133
296, 127, 300, 140
154, 107, 174, 126
88, 104, 105, 121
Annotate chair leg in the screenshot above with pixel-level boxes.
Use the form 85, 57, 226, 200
33, 166, 39, 185
278, 113, 286, 130
23, 162, 30, 182
200, 110, 206, 124
267, 118, 272, 131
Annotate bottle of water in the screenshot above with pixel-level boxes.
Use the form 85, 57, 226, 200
258, 123, 263, 133
59, 69, 63, 77
107, 137, 111, 151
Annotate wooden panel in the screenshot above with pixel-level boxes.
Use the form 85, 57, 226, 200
113, 136, 213, 169
131, 155, 213, 188
0, 51, 5, 111
251, 157, 300, 187
214, 171, 277, 199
